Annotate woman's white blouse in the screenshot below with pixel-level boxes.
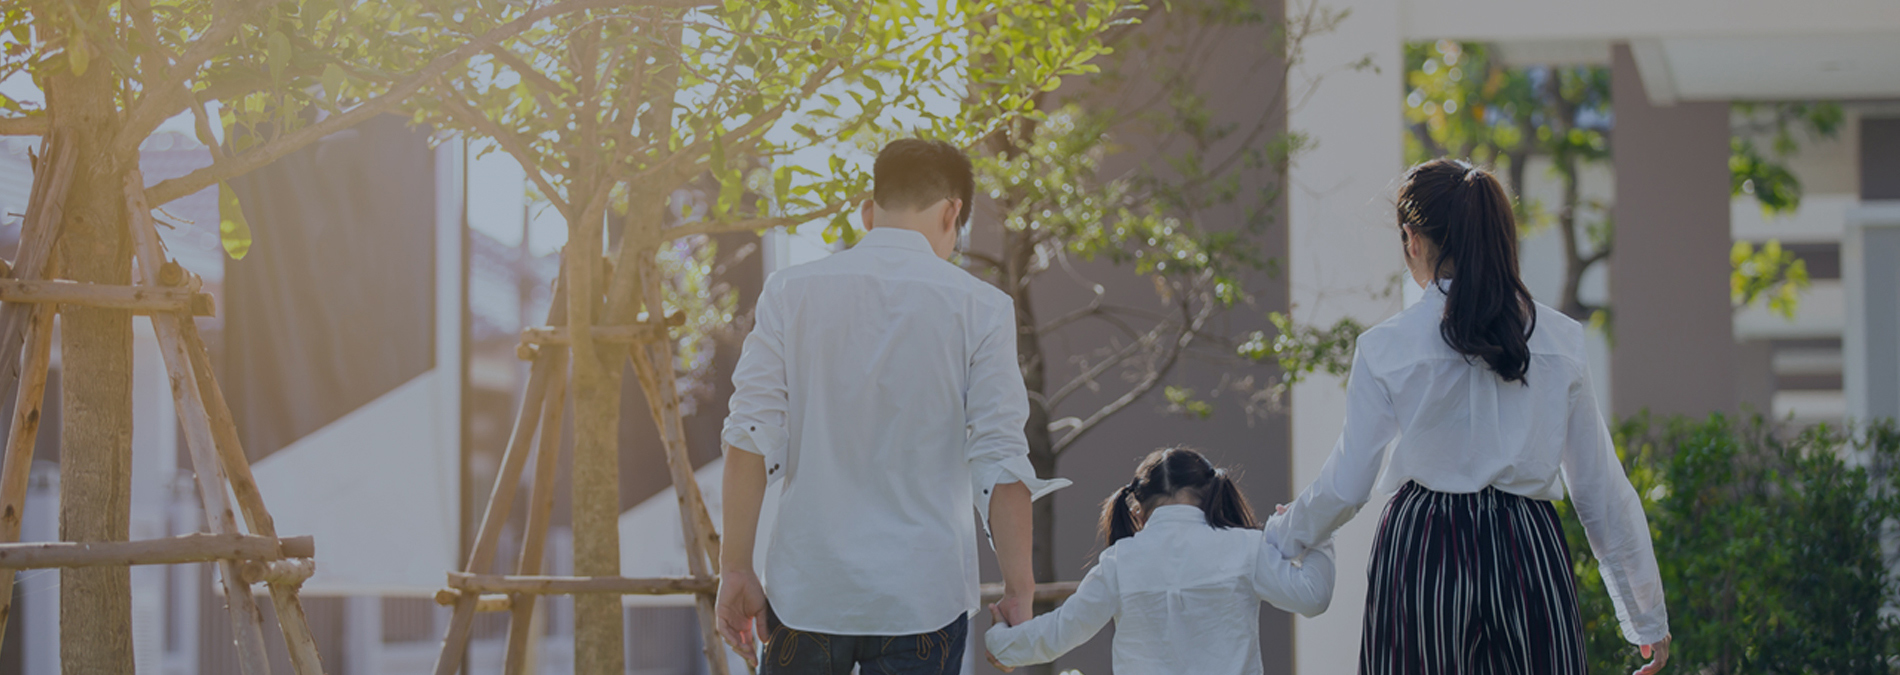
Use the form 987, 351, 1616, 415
1264, 281, 1669, 645
986, 505, 1334, 675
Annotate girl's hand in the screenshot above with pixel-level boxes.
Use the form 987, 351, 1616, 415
1634, 634, 1671, 675
985, 604, 1015, 672
1275, 503, 1288, 515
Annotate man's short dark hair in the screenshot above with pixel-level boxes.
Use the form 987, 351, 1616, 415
873, 139, 974, 227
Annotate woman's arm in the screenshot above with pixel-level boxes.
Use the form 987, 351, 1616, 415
984, 550, 1119, 668
1560, 365, 1670, 647
1264, 343, 1400, 558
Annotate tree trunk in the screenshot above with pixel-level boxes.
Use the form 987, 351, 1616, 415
1006, 227, 1058, 675
1556, 161, 1595, 321
565, 191, 626, 675
48, 17, 137, 672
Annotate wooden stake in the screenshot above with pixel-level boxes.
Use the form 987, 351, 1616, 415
0, 136, 73, 660
433, 273, 568, 675
0, 297, 55, 647
0, 130, 74, 418
450, 572, 717, 596
505, 345, 569, 675
0, 533, 313, 569
626, 255, 728, 675
518, 323, 669, 346
0, 278, 211, 315
124, 171, 275, 675
176, 318, 325, 675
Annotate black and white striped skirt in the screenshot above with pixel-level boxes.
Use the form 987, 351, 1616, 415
1360, 481, 1586, 675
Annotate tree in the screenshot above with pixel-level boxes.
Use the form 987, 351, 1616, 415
1401, 40, 1840, 324
0, 1, 662, 670
394, 2, 1126, 670
957, 3, 1345, 653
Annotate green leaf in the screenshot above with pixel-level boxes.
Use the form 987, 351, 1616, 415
219, 182, 253, 259
267, 31, 292, 77
321, 63, 346, 103
67, 30, 88, 76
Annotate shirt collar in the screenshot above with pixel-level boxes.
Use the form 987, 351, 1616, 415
854, 227, 936, 255
1422, 277, 1452, 299
1143, 504, 1206, 528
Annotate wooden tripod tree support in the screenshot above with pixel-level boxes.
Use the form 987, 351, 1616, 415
429, 247, 741, 675
0, 159, 326, 675
431, 241, 1086, 675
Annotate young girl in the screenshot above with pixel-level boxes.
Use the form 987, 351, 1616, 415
983, 446, 1334, 675
1266, 159, 1671, 674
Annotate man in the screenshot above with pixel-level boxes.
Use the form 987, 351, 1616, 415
716, 138, 1066, 674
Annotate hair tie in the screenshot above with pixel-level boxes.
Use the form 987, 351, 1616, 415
1125, 478, 1141, 494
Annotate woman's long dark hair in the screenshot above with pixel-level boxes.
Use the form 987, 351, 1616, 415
1397, 158, 1537, 384
1099, 446, 1259, 547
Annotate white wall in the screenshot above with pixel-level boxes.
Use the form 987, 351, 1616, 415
1285, 0, 1405, 671
1513, 157, 1614, 413
1401, 0, 1900, 41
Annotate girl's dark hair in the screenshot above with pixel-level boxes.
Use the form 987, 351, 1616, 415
1098, 446, 1259, 547
1397, 158, 1537, 384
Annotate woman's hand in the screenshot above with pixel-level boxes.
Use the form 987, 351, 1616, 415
1634, 634, 1671, 675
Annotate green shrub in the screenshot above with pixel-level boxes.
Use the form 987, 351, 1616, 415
1557, 414, 1900, 674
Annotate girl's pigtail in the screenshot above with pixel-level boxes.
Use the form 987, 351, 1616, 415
1099, 481, 1142, 547
1200, 469, 1261, 531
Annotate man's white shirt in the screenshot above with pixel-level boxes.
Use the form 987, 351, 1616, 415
722, 227, 1068, 635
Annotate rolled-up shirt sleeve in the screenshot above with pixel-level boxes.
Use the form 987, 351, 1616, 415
967, 299, 1069, 530
985, 548, 1119, 667
1561, 364, 1669, 645
722, 278, 791, 480
1265, 342, 1399, 558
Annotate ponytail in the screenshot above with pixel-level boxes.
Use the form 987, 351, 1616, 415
1397, 158, 1537, 384
1100, 482, 1142, 547
1096, 446, 1261, 551
1200, 470, 1261, 531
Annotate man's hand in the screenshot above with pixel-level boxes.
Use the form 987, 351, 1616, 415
1634, 634, 1671, 675
714, 569, 767, 669
992, 591, 1033, 627
984, 604, 1016, 673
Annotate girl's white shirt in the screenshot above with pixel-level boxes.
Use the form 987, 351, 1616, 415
1264, 280, 1669, 646
985, 504, 1334, 675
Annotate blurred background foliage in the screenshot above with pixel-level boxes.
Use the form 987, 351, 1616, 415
1559, 414, 1900, 674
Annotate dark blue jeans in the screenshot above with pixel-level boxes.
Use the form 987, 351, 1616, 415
759, 605, 967, 675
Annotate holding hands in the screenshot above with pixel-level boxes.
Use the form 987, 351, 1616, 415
984, 591, 1032, 672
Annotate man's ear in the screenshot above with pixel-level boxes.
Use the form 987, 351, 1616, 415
861, 200, 876, 230
943, 198, 962, 235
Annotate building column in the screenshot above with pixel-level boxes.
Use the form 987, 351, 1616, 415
1608, 43, 1737, 418
1285, 0, 1404, 671
1845, 117, 1900, 423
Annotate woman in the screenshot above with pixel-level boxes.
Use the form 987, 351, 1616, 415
1266, 159, 1671, 674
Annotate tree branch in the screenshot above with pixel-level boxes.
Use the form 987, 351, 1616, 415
143, 0, 714, 207
1047, 333, 1153, 410
437, 92, 570, 217
1052, 291, 1216, 456
116, 0, 266, 152
659, 199, 855, 243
